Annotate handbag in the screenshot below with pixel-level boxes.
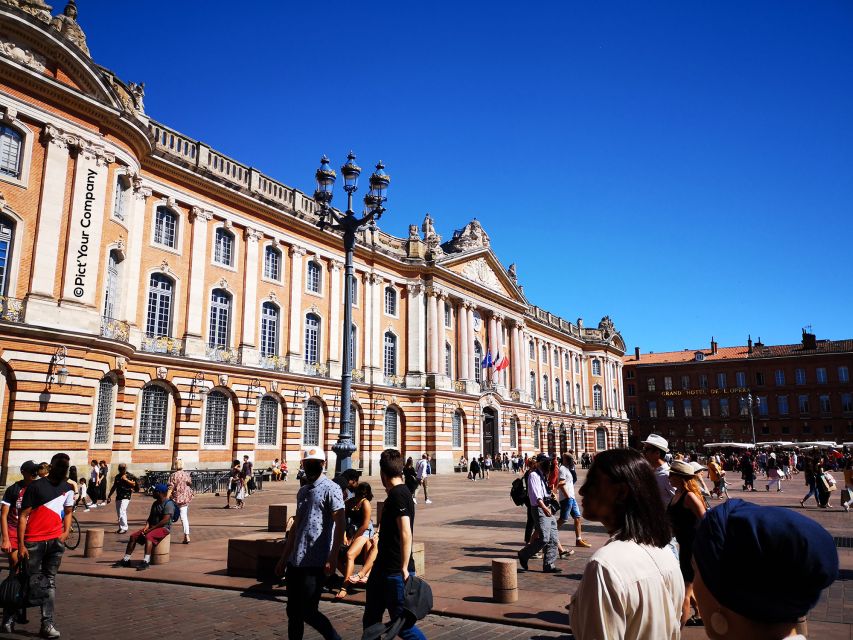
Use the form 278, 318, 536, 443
0, 565, 26, 610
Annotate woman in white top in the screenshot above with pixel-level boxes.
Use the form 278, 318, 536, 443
570, 448, 685, 640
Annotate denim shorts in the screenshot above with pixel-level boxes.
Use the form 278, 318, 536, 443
560, 497, 580, 520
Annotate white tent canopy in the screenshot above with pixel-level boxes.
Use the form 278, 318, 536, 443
703, 442, 754, 449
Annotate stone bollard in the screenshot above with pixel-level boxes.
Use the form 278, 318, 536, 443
84, 528, 104, 558
152, 533, 171, 565
492, 558, 518, 603
412, 542, 425, 577
268, 504, 289, 532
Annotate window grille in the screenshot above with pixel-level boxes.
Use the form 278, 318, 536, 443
139, 385, 168, 445
304, 400, 320, 445
93, 377, 114, 444
204, 391, 228, 446
384, 407, 398, 446
258, 396, 278, 445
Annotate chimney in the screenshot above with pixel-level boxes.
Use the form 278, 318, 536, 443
802, 328, 817, 350
634, 346, 640, 361
747, 335, 753, 355
711, 336, 718, 355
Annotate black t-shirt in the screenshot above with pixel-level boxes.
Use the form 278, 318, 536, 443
377, 483, 415, 574
113, 474, 135, 501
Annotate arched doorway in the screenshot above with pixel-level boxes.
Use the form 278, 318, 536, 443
546, 423, 556, 457
559, 425, 567, 456
482, 407, 499, 459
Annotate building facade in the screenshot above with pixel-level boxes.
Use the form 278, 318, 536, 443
0, 1, 627, 480
623, 333, 853, 451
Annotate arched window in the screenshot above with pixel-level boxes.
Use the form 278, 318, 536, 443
528, 341, 534, 359
0, 215, 14, 296
541, 345, 548, 362
565, 382, 571, 410
0, 125, 22, 178
214, 228, 234, 266
592, 359, 602, 376
348, 324, 357, 369
612, 387, 618, 409
445, 342, 452, 377
303, 400, 320, 446
474, 341, 483, 383
509, 416, 518, 449
304, 313, 321, 364
258, 395, 278, 445
564, 352, 570, 369
384, 407, 398, 447
529, 372, 536, 401
306, 260, 321, 293
452, 410, 462, 448
383, 332, 397, 377
384, 286, 397, 315
444, 302, 451, 328
542, 375, 550, 404
103, 250, 121, 320
93, 376, 115, 444
139, 385, 168, 445
264, 245, 281, 280
260, 302, 279, 357
553, 348, 559, 363
574, 356, 580, 374
533, 420, 541, 449
204, 390, 229, 445
575, 383, 581, 407
593, 385, 603, 411
554, 378, 561, 407
154, 206, 177, 248
145, 273, 173, 337
547, 423, 556, 455
208, 289, 231, 349
112, 175, 128, 221
596, 427, 607, 451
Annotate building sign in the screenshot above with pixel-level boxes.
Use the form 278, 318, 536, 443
71, 168, 97, 298
660, 387, 749, 398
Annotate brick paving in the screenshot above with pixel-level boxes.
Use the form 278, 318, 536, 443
41, 468, 851, 639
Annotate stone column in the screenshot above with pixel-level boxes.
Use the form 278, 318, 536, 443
362, 273, 373, 371
568, 351, 577, 413
581, 355, 590, 413
558, 347, 567, 413
426, 289, 439, 375
239, 227, 262, 363
122, 177, 151, 346
29, 125, 71, 301
602, 357, 611, 416
436, 292, 449, 388
458, 301, 469, 382
510, 323, 522, 391
616, 364, 625, 416
405, 280, 426, 388
328, 260, 343, 378
183, 207, 212, 358
286, 245, 307, 371
467, 304, 476, 382
369, 274, 383, 384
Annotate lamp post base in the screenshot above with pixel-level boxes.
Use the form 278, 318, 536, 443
332, 438, 357, 475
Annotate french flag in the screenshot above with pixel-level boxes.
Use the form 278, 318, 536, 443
494, 351, 510, 372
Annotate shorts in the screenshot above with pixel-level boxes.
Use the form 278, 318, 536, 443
6, 526, 18, 551
130, 526, 170, 547
559, 497, 581, 521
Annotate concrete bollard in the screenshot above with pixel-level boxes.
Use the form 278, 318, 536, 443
268, 504, 289, 532
492, 558, 518, 603
152, 533, 171, 565
83, 528, 104, 558
412, 542, 425, 578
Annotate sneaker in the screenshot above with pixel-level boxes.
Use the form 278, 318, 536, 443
40, 624, 60, 639
1, 621, 14, 634
83, 508, 90, 512
115, 559, 131, 568
516, 551, 528, 571
533, 552, 543, 559
137, 561, 150, 571
559, 549, 575, 559
576, 539, 592, 548
425, 499, 432, 504
412, 497, 418, 504
542, 566, 562, 574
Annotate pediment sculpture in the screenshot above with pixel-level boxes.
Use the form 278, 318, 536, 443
446, 219, 490, 253
461, 257, 503, 293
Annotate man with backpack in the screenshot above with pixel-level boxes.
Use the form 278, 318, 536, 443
415, 454, 432, 504
115, 483, 175, 571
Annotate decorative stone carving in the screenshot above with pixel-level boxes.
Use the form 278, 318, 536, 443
421, 213, 435, 239
223, 218, 233, 230
156, 366, 167, 379
189, 207, 212, 222
269, 380, 278, 393
159, 259, 169, 272
50, 1, 89, 56
15, 0, 52, 24
289, 245, 306, 257
0, 36, 46, 72
408, 224, 419, 241
0, 107, 16, 124
218, 278, 228, 289
446, 219, 490, 253
309, 304, 319, 315
460, 257, 503, 293
218, 374, 229, 387
598, 316, 615, 339
244, 227, 261, 242
404, 280, 425, 296
115, 356, 127, 372
330, 259, 343, 272
127, 81, 145, 113
267, 291, 278, 303
508, 263, 518, 283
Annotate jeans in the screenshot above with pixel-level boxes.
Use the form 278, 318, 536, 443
802, 478, 819, 505
115, 498, 130, 530
519, 508, 558, 569
285, 565, 339, 640
25, 538, 64, 626
363, 571, 426, 640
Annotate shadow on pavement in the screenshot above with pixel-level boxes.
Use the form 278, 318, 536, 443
504, 610, 568, 626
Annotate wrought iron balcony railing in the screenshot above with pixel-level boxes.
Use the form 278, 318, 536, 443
259, 354, 288, 371
0, 296, 24, 323
384, 375, 405, 388
300, 359, 330, 378
141, 334, 184, 356
206, 345, 239, 364
100, 316, 130, 342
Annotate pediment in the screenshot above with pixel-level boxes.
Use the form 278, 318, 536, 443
439, 249, 525, 303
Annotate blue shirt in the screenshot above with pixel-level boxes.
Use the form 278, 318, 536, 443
289, 475, 345, 568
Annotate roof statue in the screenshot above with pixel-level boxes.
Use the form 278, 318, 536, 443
408, 224, 420, 241
127, 81, 145, 112
445, 218, 490, 253
598, 316, 616, 339
507, 262, 518, 284
421, 212, 443, 258
50, 0, 89, 55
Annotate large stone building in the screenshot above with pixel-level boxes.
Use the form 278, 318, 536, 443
0, 1, 627, 480
623, 331, 853, 450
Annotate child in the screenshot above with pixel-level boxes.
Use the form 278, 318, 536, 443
77, 477, 96, 511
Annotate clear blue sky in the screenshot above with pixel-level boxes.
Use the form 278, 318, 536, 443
81, 1, 853, 353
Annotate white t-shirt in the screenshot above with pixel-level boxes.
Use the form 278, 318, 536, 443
558, 464, 575, 500
570, 539, 685, 640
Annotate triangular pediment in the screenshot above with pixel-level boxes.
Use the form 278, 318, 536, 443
438, 249, 526, 303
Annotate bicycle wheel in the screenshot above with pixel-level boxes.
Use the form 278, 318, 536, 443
64, 515, 81, 550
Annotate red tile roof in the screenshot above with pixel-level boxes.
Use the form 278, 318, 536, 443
623, 339, 853, 366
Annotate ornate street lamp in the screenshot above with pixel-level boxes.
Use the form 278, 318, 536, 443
740, 391, 760, 447
313, 152, 389, 474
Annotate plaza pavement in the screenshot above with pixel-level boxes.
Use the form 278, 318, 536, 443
47, 468, 851, 639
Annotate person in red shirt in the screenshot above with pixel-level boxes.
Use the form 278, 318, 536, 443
17, 453, 75, 639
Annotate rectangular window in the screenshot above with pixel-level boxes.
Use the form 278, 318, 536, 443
735, 371, 746, 387
757, 396, 769, 417
664, 376, 672, 391
699, 374, 708, 390
0, 222, 11, 296
795, 368, 806, 385
842, 393, 852, 413
816, 367, 827, 384
681, 375, 690, 390
264, 247, 281, 280
839, 366, 849, 383
802, 423, 812, 434
112, 176, 127, 221
627, 383, 635, 396
647, 378, 656, 392
666, 400, 675, 417
444, 303, 451, 328
716, 372, 726, 389
798, 395, 810, 414
819, 394, 831, 414
93, 378, 114, 444
625, 368, 634, 379
755, 371, 765, 385
719, 398, 729, 417
648, 401, 657, 418
575, 357, 580, 374
777, 395, 789, 415
627, 404, 636, 418
701, 399, 710, 417
683, 399, 692, 417
774, 369, 785, 386
452, 412, 462, 448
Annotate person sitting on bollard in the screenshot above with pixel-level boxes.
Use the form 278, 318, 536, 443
115, 483, 174, 571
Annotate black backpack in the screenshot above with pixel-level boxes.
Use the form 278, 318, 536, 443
510, 478, 527, 506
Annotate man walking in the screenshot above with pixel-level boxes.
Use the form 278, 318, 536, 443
641, 434, 676, 507
557, 453, 590, 548
363, 448, 426, 640
17, 452, 75, 639
241, 455, 254, 495
517, 454, 560, 574
106, 463, 136, 534
275, 449, 345, 640
415, 453, 432, 504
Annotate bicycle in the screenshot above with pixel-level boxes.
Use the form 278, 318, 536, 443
64, 508, 82, 550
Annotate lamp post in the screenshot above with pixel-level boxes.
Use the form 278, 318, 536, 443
313, 153, 389, 474
740, 391, 759, 447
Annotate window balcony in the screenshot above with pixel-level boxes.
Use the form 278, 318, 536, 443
301, 359, 330, 378
259, 354, 288, 372
100, 316, 130, 342
384, 375, 405, 388
480, 380, 498, 394
141, 334, 184, 355
206, 345, 239, 364
0, 296, 24, 323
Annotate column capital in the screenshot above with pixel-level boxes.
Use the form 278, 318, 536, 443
40, 124, 75, 150
190, 206, 213, 222
494, 313, 505, 323
405, 280, 425, 296
461, 300, 474, 310
368, 273, 383, 285
329, 259, 344, 271
289, 244, 307, 257
244, 227, 263, 242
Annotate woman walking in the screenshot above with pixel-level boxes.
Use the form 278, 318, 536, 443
740, 452, 755, 491
800, 456, 820, 508
168, 459, 194, 543
225, 459, 243, 509
403, 457, 418, 496
570, 449, 683, 639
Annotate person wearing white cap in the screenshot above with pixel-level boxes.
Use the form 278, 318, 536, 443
641, 434, 676, 507
275, 448, 345, 640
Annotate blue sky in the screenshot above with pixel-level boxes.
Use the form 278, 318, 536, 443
82, 1, 853, 353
